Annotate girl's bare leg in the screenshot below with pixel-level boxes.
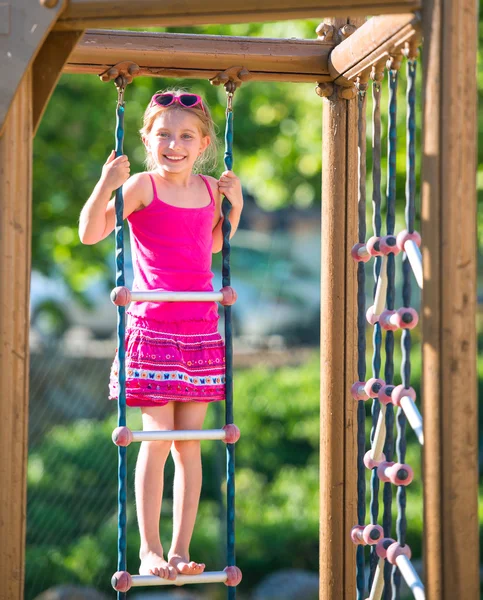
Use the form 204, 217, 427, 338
168, 401, 208, 575
137, 403, 177, 579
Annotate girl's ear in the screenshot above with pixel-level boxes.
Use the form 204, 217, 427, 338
199, 135, 210, 154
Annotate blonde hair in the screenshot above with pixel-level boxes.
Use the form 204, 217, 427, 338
140, 89, 218, 174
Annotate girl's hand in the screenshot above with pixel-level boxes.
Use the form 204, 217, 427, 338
100, 150, 131, 191
218, 171, 243, 209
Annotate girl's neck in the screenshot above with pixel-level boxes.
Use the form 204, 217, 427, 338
153, 168, 195, 188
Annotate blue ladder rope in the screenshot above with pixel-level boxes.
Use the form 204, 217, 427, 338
356, 86, 367, 600
222, 92, 236, 600
369, 77, 383, 589
111, 83, 238, 597
114, 84, 128, 600
391, 57, 417, 597
382, 68, 398, 600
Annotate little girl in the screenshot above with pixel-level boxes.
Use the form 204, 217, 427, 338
78, 90, 243, 580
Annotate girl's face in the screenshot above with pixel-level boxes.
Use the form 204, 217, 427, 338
144, 110, 210, 174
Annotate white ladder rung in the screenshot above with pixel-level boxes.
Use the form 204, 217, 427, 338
112, 425, 240, 446
132, 570, 229, 587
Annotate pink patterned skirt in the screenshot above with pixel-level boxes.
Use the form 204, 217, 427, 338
109, 315, 226, 407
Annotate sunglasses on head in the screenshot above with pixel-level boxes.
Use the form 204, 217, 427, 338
149, 93, 206, 114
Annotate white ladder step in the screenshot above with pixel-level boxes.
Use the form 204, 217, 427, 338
112, 424, 240, 446
112, 566, 242, 591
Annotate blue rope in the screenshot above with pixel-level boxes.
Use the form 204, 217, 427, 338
356, 88, 367, 600
383, 68, 398, 600
114, 91, 127, 600
391, 57, 417, 597
368, 78, 382, 589
222, 97, 236, 600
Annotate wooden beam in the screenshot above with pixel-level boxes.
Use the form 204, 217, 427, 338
329, 12, 420, 85
0, 0, 65, 137
33, 31, 84, 136
421, 0, 479, 599
55, 0, 421, 30
65, 30, 333, 83
0, 69, 32, 600
320, 16, 362, 599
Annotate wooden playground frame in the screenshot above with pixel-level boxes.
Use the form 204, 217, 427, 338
0, 1, 478, 599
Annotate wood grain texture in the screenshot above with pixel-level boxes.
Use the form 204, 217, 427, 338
65, 30, 333, 82
33, 31, 84, 136
421, 0, 479, 598
0, 0, 65, 136
55, 0, 421, 30
320, 16, 362, 599
0, 70, 32, 600
329, 13, 420, 84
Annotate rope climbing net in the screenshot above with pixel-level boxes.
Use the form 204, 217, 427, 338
350, 46, 425, 600
99, 66, 243, 600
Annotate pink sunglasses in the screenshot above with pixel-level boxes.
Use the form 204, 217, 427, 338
149, 92, 206, 114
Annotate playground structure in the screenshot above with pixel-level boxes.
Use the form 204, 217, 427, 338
0, 1, 478, 599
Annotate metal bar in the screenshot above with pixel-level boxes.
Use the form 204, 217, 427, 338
131, 571, 229, 587
368, 558, 385, 600
370, 404, 387, 461
404, 240, 422, 289
400, 396, 423, 445
373, 256, 388, 315
395, 556, 425, 600
131, 429, 228, 442
128, 290, 224, 302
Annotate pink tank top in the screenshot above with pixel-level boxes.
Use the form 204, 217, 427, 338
126, 174, 218, 324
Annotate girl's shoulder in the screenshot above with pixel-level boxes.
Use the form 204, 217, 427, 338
199, 174, 221, 205
124, 172, 156, 208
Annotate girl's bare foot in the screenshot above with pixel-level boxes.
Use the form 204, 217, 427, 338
140, 549, 177, 579
168, 553, 205, 575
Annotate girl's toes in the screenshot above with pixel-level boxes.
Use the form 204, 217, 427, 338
167, 565, 177, 580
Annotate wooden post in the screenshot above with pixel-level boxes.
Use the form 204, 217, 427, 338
421, 0, 479, 599
319, 17, 362, 600
0, 70, 32, 600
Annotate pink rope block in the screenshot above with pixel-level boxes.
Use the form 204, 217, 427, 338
378, 384, 395, 406
364, 377, 385, 399
379, 308, 418, 331
376, 537, 396, 559
377, 461, 414, 486
386, 541, 412, 565
393, 307, 418, 330
351, 524, 384, 545
379, 309, 398, 331
391, 384, 416, 407
366, 305, 380, 325
224, 566, 242, 586
112, 426, 134, 447
351, 242, 371, 263
396, 229, 421, 252
222, 424, 241, 444
379, 235, 401, 256
364, 449, 386, 470
351, 381, 369, 401
220, 286, 237, 306
366, 236, 383, 257
111, 571, 133, 592
111, 286, 131, 306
